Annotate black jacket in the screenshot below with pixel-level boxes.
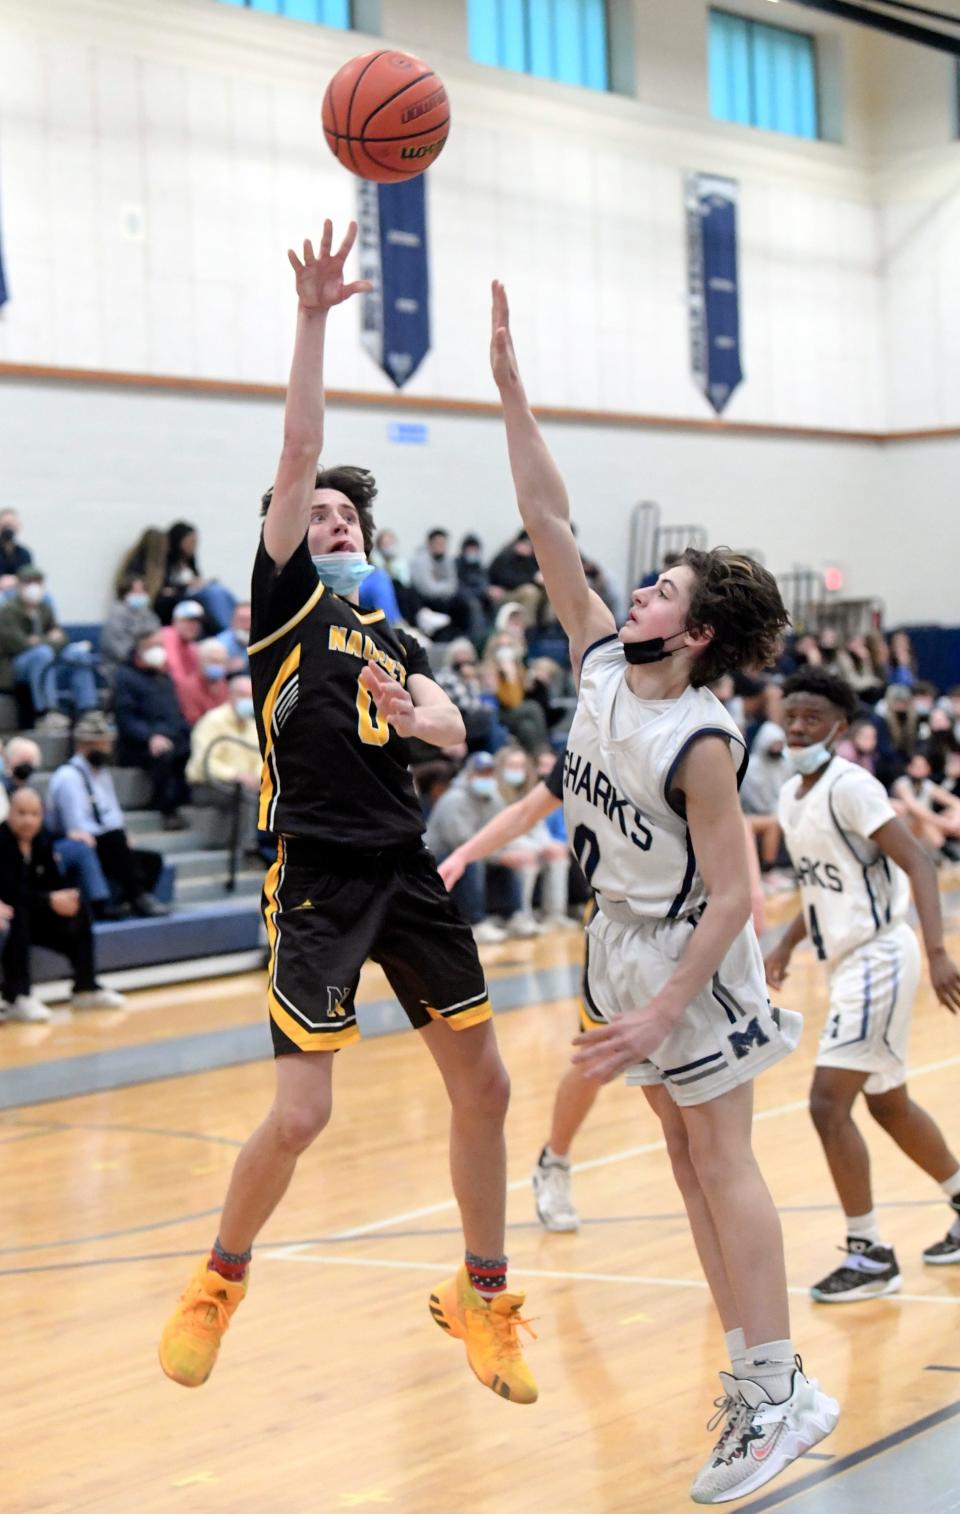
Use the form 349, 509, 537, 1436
113, 662, 191, 750
0, 823, 65, 910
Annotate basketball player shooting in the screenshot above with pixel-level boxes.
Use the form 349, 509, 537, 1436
489, 280, 839, 1505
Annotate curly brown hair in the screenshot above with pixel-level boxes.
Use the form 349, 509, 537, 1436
679, 547, 789, 687
259, 465, 378, 556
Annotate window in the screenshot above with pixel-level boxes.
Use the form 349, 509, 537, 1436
468, 0, 609, 92
214, 0, 351, 25
709, 9, 819, 140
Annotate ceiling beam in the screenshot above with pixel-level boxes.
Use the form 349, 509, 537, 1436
785, 0, 960, 54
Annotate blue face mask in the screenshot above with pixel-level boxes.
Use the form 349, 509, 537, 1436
125, 592, 150, 610
469, 776, 496, 799
503, 769, 526, 787
311, 552, 375, 596
205, 665, 226, 682
235, 697, 255, 720
788, 722, 840, 776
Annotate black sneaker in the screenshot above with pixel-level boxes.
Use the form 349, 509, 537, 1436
923, 1231, 960, 1265
810, 1240, 901, 1303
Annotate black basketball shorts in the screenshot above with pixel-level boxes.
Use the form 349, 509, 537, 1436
262, 836, 491, 1054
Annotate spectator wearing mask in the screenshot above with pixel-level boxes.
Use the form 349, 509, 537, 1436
99, 575, 161, 681
371, 527, 411, 588
160, 601, 225, 726
877, 683, 918, 783
114, 527, 168, 609
837, 719, 880, 776
488, 529, 546, 626
456, 533, 502, 619
215, 602, 252, 674
113, 629, 192, 829
925, 706, 959, 784
424, 751, 531, 943
740, 721, 792, 889
479, 630, 550, 755
893, 752, 960, 857
46, 712, 169, 917
3, 735, 117, 918
358, 558, 402, 623
435, 638, 509, 753
0, 787, 125, 1023
843, 635, 886, 702
187, 675, 262, 850
0, 567, 98, 730
156, 521, 236, 631
493, 745, 573, 933
410, 528, 484, 642
0, 510, 33, 591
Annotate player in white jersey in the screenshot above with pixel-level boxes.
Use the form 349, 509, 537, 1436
766, 667, 960, 1301
489, 283, 838, 1506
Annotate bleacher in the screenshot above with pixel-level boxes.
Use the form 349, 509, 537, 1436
1, 695, 266, 1004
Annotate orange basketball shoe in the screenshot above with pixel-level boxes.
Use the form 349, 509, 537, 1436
429, 1265, 538, 1403
159, 1260, 248, 1387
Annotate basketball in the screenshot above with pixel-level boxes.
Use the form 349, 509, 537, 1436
322, 49, 450, 183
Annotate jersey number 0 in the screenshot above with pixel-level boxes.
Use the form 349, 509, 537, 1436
356, 677, 390, 746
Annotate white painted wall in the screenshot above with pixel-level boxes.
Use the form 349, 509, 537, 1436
0, 0, 957, 623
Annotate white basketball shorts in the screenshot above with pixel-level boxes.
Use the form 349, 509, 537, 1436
817, 922, 921, 1094
583, 904, 802, 1107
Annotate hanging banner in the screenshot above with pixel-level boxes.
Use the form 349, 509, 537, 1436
685, 172, 742, 415
357, 176, 429, 389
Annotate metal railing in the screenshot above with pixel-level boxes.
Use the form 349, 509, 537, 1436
201, 733, 262, 893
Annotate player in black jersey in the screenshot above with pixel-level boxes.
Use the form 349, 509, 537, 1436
159, 222, 537, 1405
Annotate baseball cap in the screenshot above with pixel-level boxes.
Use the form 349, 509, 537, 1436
172, 599, 205, 621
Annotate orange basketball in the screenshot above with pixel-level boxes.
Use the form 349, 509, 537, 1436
322, 49, 450, 183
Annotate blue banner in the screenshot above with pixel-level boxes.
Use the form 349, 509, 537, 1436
685, 172, 742, 415
357, 176, 430, 389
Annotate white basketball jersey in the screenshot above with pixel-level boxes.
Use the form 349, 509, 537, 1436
778, 755, 909, 965
563, 636, 747, 920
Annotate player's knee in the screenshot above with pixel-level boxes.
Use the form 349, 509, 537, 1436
273, 1097, 331, 1153
865, 1092, 904, 1131
662, 1128, 697, 1193
476, 1058, 511, 1121
809, 1088, 846, 1140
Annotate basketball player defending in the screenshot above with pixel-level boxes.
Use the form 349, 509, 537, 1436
489, 282, 838, 1503
767, 666, 960, 1300
158, 225, 537, 1405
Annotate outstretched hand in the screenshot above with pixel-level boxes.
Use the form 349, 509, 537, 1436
288, 220, 372, 312
359, 661, 418, 739
571, 1008, 672, 1084
490, 280, 521, 391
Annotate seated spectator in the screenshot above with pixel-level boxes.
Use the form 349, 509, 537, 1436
409, 528, 484, 641
372, 528, 411, 588
161, 601, 228, 726
488, 529, 546, 627
155, 521, 236, 631
0, 510, 33, 591
113, 629, 191, 829
0, 566, 98, 730
740, 721, 792, 889
925, 705, 959, 783
187, 675, 262, 850
0, 787, 125, 1023
887, 628, 916, 688
843, 634, 886, 702
836, 718, 880, 775
99, 574, 161, 681
876, 682, 917, 782
114, 527, 168, 607
424, 751, 532, 943
892, 751, 960, 857
638, 550, 682, 591
493, 746, 573, 932
480, 631, 550, 754
435, 638, 509, 753
45, 712, 169, 917
2, 735, 116, 917
216, 602, 252, 674
411, 756, 458, 819
359, 559, 402, 623
456, 533, 502, 619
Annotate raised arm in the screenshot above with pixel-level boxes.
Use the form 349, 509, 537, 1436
263, 221, 371, 570
489, 282, 615, 673
438, 782, 560, 890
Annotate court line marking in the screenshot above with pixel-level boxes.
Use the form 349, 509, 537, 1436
258, 1250, 960, 1306
271, 1048, 960, 1249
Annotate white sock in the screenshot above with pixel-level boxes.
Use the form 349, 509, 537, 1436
845, 1210, 882, 1247
543, 856, 569, 916
540, 1143, 569, 1169
740, 1339, 796, 1404
519, 864, 538, 915
724, 1326, 747, 1375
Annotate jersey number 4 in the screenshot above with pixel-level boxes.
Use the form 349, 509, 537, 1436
356, 677, 390, 746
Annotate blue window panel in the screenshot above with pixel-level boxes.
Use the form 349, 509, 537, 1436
215, 0, 351, 23
247, 0, 280, 11
468, 0, 608, 91
709, 9, 818, 140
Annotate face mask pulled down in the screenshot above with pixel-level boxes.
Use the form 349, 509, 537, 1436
788, 722, 840, 776
311, 553, 375, 596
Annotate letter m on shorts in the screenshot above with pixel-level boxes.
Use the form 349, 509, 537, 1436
727, 1016, 770, 1061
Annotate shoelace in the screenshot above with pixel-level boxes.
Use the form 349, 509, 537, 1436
183, 1285, 233, 1337
706, 1391, 737, 1436
485, 1305, 539, 1362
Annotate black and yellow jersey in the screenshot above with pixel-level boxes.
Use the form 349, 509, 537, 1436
249, 532, 435, 849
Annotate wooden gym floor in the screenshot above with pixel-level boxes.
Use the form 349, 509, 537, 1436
4, 885, 960, 1513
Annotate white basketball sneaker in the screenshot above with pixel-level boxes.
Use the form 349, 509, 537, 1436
532, 1148, 579, 1232
690, 1363, 839, 1504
